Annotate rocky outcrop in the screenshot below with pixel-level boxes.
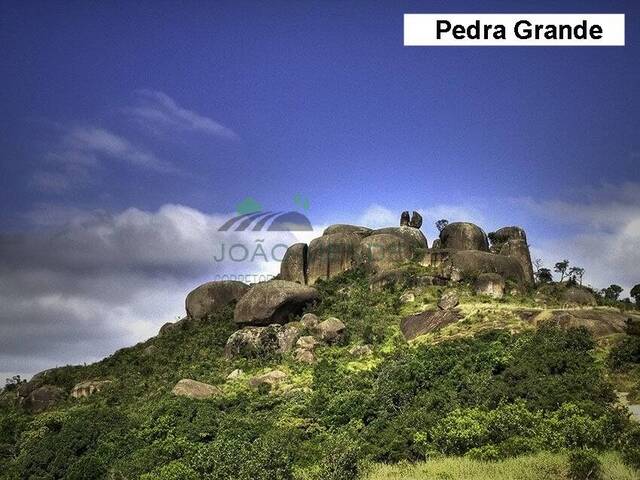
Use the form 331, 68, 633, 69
322, 224, 372, 238
234, 280, 318, 326
314, 317, 346, 343
358, 234, 419, 273
400, 211, 410, 226
440, 250, 526, 286
438, 291, 459, 310
488, 226, 527, 247
561, 286, 597, 306
373, 226, 428, 250
172, 379, 221, 399
410, 211, 423, 229
186, 280, 250, 321
224, 323, 302, 358
280, 243, 308, 284
249, 370, 288, 391
294, 335, 319, 363
474, 273, 505, 299
499, 239, 534, 286
400, 310, 461, 341
439, 222, 489, 251
307, 233, 361, 284
22, 385, 64, 413
159, 317, 188, 336
70, 380, 111, 399
531, 310, 638, 337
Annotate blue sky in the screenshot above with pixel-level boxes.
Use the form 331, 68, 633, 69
1, 0, 639, 378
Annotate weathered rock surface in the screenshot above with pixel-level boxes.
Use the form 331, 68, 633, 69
322, 224, 372, 238
499, 239, 534, 286
474, 273, 505, 299
561, 286, 597, 306
300, 313, 320, 330
294, 335, 319, 363
159, 317, 188, 336
315, 317, 346, 343
409, 211, 423, 229
23, 385, 64, 413
280, 243, 308, 284
489, 226, 527, 247
400, 310, 461, 341
431, 238, 442, 249
358, 234, 418, 273
440, 250, 526, 286
172, 379, 221, 399
186, 280, 250, 321
226, 369, 244, 380
372, 226, 428, 250
439, 222, 489, 252
295, 349, 315, 364
531, 310, 639, 337
438, 290, 459, 310
400, 292, 415, 303
349, 344, 373, 357
234, 280, 318, 326
307, 233, 361, 284
249, 370, 288, 391
400, 211, 410, 226
70, 380, 111, 399
224, 323, 302, 358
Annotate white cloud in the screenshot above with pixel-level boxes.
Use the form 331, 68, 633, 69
0, 204, 318, 379
357, 204, 396, 228
523, 182, 640, 294
127, 90, 238, 140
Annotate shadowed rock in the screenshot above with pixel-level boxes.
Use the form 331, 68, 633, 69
400, 211, 410, 226
186, 280, 250, 321
440, 250, 526, 286
314, 317, 346, 343
409, 211, 423, 229
280, 243, 308, 284
400, 310, 461, 341
23, 385, 64, 413
439, 222, 489, 251
234, 280, 318, 326
499, 239, 534, 286
307, 233, 361, 284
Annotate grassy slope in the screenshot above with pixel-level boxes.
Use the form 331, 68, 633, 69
368, 452, 638, 480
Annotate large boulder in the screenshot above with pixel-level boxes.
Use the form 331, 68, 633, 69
307, 233, 361, 284
322, 224, 372, 238
280, 243, 308, 284
70, 380, 111, 399
159, 317, 188, 336
561, 286, 597, 306
499, 239, 534, 286
489, 226, 527, 246
439, 222, 489, 251
172, 379, 221, 400
474, 273, 506, 299
186, 280, 250, 321
357, 233, 419, 273
440, 250, 526, 286
249, 370, 288, 391
314, 317, 346, 343
409, 211, 423, 229
372, 226, 428, 250
234, 280, 318, 326
23, 385, 64, 413
224, 323, 303, 358
400, 310, 461, 341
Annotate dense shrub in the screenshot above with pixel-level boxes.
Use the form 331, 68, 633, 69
608, 336, 640, 370
620, 425, 640, 471
568, 449, 602, 480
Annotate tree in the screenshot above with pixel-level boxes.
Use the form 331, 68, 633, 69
568, 266, 585, 285
435, 219, 449, 232
603, 284, 623, 301
554, 260, 570, 282
533, 258, 544, 271
630, 284, 640, 307
535, 268, 553, 284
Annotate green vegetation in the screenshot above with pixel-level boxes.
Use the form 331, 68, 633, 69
1, 269, 639, 479
367, 452, 636, 480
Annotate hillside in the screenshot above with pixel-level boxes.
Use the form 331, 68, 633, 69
2, 218, 640, 480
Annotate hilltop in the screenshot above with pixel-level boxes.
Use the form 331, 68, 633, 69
1, 213, 640, 480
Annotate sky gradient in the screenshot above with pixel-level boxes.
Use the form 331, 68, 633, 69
1, 0, 639, 379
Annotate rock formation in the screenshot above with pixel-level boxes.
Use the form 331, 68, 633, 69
439, 222, 490, 251
172, 379, 221, 399
279, 242, 307, 284
306, 233, 361, 284
233, 280, 318, 326
186, 280, 250, 321
474, 273, 506, 299
70, 380, 111, 399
